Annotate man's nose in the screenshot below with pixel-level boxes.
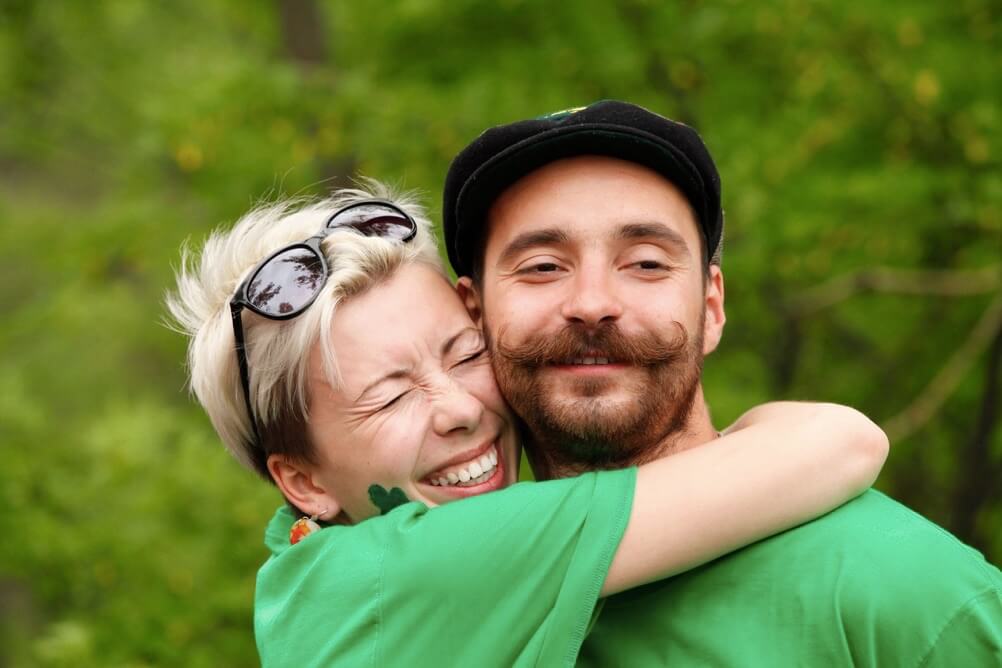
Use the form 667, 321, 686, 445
430, 378, 485, 437
560, 267, 623, 328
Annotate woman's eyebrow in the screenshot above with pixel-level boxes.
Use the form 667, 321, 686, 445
441, 327, 480, 357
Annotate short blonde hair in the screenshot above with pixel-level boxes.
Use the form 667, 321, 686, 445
166, 180, 445, 479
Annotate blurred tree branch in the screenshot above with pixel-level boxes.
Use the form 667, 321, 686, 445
950, 321, 1002, 552
277, 0, 327, 67
764, 278, 803, 394
787, 265, 1001, 316
615, 3, 699, 125
882, 291, 1002, 443
274, 0, 357, 187
785, 265, 1002, 445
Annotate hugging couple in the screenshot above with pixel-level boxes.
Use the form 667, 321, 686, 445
169, 101, 1001, 666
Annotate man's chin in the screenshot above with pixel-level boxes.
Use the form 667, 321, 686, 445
540, 396, 645, 438
548, 393, 635, 416
540, 369, 640, 402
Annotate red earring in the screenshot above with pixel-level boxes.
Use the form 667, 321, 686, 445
290, 509, 325, 545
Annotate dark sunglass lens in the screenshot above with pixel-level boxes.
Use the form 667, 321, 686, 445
246, 248, 325, 316
327, 204, 415, 240
353, 215, 415, 240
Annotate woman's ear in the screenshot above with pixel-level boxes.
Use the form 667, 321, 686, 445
456, 276, 483, 327
267, 454, 342, 521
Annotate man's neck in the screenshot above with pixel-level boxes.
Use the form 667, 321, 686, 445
529, 387, 718, 480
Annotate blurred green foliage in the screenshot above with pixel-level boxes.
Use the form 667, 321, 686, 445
1, 0, 999, 664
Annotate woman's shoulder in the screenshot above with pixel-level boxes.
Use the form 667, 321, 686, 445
262, 469, 634, 562
261, 500, 431, 564
254, 470, 637, 665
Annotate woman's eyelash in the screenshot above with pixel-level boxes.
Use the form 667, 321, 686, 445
379, 393, 406, 411
459, 348, 486, 364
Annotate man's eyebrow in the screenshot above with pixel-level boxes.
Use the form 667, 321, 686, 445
441, 327, 480, 357
355, 368, 410, 402
497, 228, 569, 266
617, 222, 691, 257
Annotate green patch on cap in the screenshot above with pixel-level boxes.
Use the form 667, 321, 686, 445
535, 100, 622, 121
535, 105, 587, 121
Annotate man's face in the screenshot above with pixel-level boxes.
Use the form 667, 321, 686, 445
460, 155, 725, 469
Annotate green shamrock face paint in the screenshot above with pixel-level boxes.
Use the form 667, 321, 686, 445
368, 484, 411, 515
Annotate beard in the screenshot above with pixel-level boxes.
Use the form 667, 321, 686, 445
485, 316, 705, 472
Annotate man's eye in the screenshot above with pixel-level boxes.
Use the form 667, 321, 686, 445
521, 262, 561, 274
634, 260, 669, 271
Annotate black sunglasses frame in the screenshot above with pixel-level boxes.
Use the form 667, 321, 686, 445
229, 199, 417, 451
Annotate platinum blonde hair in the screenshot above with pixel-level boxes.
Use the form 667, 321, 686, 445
166, 180, 445, 478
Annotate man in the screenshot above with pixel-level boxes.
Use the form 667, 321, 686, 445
442, 100, 1002, 664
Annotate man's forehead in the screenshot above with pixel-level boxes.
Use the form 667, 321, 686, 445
484, 157, 700, 247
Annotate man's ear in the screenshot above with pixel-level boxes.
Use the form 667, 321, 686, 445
702, 265, 726, 355
456, 276, 483, 327
267, 454, 342, 521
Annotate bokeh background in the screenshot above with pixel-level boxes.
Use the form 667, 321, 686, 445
1, 1, 999, 665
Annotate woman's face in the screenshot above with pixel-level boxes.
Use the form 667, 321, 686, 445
305, 262, 521, 523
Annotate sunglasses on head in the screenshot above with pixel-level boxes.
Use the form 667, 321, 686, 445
229, 199, 418, 448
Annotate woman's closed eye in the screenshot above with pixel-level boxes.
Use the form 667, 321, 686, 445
457, 348, 487, 365
377, 390, 410, 412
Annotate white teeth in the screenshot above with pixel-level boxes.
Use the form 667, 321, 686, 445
428, 444, 500, 488
469, 469, 492, 484
565, 356, 613, 365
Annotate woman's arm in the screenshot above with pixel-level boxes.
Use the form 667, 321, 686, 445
601, 402, 888, 596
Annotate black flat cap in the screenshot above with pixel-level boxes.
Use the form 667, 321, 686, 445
443, 100, 723, 277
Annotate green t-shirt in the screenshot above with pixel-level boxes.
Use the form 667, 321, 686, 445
255, 468, 635, 667
578, 489, 1002, 666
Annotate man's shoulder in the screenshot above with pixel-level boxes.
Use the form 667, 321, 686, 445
730, 489, 1002, 611
786, 489, 965, 547
783, 489, 997, 576
586, 490, 1002, 666
607, 489, 999, 608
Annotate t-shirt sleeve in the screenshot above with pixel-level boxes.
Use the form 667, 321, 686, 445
372, 468, 635, 667
916, 589, 1002, 667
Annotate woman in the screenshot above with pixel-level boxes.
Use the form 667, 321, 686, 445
167, 182, 888, 666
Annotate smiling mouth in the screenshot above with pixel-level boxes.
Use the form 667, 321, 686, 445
426, 444, 499, 488
548, 349, 624, 366
556, 356, 621, 365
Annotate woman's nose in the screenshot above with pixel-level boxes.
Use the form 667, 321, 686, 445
430, 378, 485, 437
